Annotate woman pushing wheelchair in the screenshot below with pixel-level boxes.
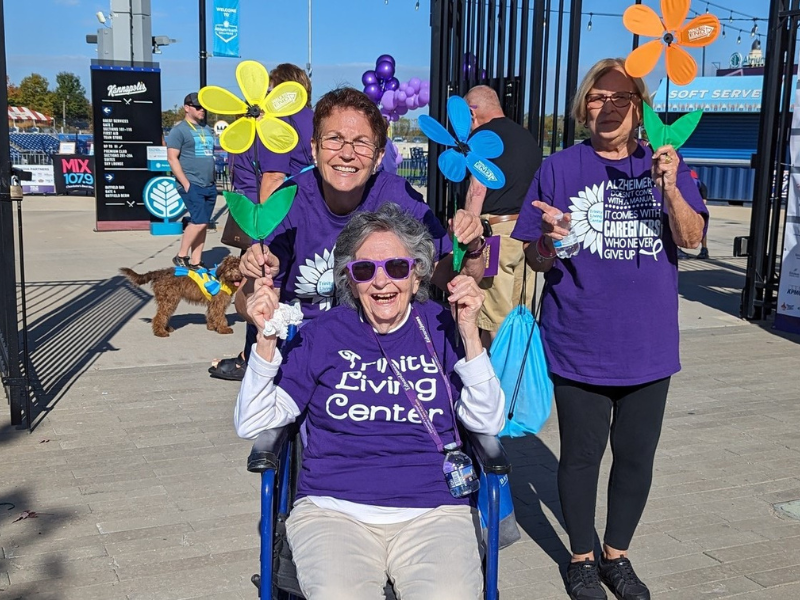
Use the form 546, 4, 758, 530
235, 203, 505, 600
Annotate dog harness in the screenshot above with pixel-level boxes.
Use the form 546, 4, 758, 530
174, 266, 234, 301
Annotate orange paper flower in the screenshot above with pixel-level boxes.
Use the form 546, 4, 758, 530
624, 0, 720, 86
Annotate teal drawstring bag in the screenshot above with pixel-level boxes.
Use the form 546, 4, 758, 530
489, 274, 553, 437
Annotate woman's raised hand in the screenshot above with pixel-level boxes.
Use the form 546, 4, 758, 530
447, 274, 484, 335
532, 200, 571, 241
246, 276, 280, 339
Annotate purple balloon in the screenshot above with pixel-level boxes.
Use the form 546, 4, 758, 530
375, 60, 395, 80
408, 77, 422, 93
396, 90, 407, 103
388, 112, 399, 122
376, 54, 395, 67
421, 79, 430, 88
419, 88, 430, 106
385, 77, 400, 91
364, 83, 383, 103
381, 90, 396, 111
361, 70, 378, 86
395, 104, 408, 116
405, 95, 416, 109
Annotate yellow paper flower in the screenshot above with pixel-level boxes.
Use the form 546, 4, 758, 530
198, 60, 308, 154
623, 0, 720, 86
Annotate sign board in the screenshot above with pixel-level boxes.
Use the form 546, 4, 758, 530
91, 64, 163, 230
143, 175, 185, 235
13, 164, 56, 194
53, 155, 95, 195
147, 146, 170, 171
652, 75, 798, 114
213, 0, 240, 58
776, 74, 800, 334
59, 141, 76, 154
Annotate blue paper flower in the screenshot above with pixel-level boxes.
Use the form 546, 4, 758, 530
418, 96, 505, 189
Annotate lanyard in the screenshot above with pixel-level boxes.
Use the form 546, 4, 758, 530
365, 306, 461, 453
186, 120, 208, 147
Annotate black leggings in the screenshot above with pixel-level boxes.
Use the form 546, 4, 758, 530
553, 374, 670, 555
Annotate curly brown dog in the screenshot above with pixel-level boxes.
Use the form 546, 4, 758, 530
120, 255, 243, 337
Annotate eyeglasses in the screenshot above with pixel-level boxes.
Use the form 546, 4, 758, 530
188, 105, 205, 111
585, 92, 639, 109
346, 257, 415, 283
319, 135, 378, 158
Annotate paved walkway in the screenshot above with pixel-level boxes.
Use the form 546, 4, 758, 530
2, 198, 800, 599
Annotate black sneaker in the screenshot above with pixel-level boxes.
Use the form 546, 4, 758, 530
698, 248, 709, 259
677, 249, 693, 259
598, 555, 650, 600
188, 262, 206, 271
173, 255, 190, 268
566, 559, 607, 600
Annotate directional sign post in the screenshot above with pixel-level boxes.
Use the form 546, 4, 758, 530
143, 176, 185, 235
91, 64, 163, 231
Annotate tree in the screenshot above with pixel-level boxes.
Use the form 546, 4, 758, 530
7, 76, 20, 106
17, 73, 54, 116
52, 72, 91, 126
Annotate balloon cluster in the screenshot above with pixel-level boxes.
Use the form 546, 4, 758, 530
361, 54, 430, 122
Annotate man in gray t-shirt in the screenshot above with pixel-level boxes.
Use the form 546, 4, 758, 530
166, 92, 217, 269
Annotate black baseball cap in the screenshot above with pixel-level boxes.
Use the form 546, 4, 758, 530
183, 92, 203, 109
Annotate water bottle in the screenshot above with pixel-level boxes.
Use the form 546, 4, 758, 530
552, 211, 580, 259
442, 443, 480, 498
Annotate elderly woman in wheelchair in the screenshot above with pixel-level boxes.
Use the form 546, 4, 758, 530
235, 203, 505, 600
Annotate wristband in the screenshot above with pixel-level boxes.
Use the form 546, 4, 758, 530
536, 236, 557, 261
464, 236, 487, 259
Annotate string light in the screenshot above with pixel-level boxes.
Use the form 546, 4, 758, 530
415, 0, 419, 8
722, 25, 726, 38
751, 18, 758, 37
729, 12, 733, 23
737, 33, 741, 44
587, 12, 593, 31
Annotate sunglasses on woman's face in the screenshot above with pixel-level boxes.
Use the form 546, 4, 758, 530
346, 257, 415, 283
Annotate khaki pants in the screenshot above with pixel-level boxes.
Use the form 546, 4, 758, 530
286, 498, 484, 600
478, 218, 534, 332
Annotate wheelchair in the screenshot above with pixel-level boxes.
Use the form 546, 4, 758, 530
246, 425, 512, 599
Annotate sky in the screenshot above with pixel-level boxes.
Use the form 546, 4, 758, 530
5, 0, 772, 118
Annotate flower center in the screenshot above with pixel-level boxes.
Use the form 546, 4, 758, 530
662, 32, 675, 45
246, 104, 261, 119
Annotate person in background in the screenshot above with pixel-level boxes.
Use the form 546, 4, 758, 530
463, 85, 541, 348
209, 64, 315, 382
235, 203, 503, 600
512, 58, 707, 600
167, 92, 216, 270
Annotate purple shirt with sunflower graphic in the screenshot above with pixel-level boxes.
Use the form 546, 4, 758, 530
266, 169, 452, 322
511, 140, 708, 386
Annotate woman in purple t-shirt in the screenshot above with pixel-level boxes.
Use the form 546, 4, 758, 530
236, 204, 504, 599
512, 59, 708, 600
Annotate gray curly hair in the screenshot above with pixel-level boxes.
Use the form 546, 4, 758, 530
334, 203, 435, 310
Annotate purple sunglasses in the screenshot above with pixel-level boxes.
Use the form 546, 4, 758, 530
346, 257, 416, 283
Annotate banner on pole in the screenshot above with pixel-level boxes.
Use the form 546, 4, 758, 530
775, 74, 800, 334
213, 0, 240, 58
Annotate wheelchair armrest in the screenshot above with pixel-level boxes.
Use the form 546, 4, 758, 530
464, 431, 511, 476
247, 426, 292, 473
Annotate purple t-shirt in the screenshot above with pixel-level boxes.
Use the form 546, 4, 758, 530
266, 169, 453, 321
258, 106, 314, 176
275, 300, 468, 508
380, 139, 401, 175
511, 140, 708, 386
230, 143, 263, 202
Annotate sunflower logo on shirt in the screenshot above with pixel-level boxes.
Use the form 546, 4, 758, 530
568, 178, 663, 261
295, 246, 336, 310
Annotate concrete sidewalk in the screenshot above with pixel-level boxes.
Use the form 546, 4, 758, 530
1, 197, 800, 599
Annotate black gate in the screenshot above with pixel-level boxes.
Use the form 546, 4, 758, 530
427, 0, 586, 219
0, 1, 26, 426
741, 0, 800, 320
